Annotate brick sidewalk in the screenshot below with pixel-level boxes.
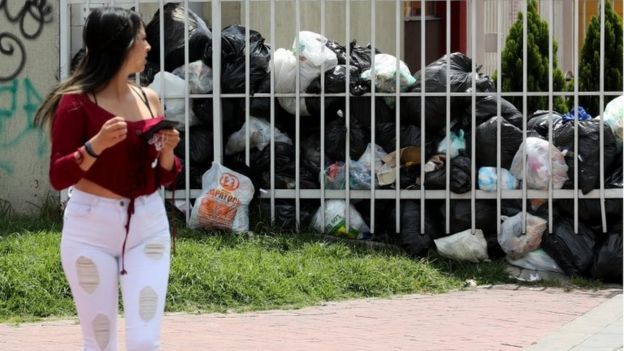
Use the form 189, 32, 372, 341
0, 285, 620, 351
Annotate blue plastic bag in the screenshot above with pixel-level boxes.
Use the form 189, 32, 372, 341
478, 167, 518, 191
562, 106, 591, 123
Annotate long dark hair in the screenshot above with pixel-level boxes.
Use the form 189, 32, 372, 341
34, 7, 144, 129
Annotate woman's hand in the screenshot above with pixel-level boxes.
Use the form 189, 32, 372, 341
157, 128, 180, 171
90, 117, 128, 154
158, 128, 181, 154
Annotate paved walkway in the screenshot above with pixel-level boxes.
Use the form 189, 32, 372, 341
0, 285, 621, 350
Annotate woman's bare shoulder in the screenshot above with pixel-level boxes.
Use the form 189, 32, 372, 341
141, 86, 165, 116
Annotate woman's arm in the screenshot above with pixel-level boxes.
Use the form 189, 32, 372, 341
144, 87, 182, 184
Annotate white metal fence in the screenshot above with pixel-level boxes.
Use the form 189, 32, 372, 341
59, 0, 624, 239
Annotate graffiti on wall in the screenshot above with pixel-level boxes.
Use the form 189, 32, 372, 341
0, 77, 46, 175
0, 0, 53, 82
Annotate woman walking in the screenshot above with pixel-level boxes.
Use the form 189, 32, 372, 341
34, 7, 180, 350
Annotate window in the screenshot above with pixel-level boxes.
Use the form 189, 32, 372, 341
404, 1, 437, 17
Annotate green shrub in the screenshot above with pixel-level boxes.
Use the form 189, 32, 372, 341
579, 1, 623, 117
499, 0, 568, 114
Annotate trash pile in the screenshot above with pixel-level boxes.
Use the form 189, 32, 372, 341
124, 4, 622, 283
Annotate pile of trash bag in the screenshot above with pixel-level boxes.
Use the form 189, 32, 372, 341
128, 4, 622, 284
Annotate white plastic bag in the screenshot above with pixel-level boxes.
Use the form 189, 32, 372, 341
506, 249, 564, 273
189, 162, 255, 232
478, 167, 518, 192
510, 137, 568, 190
360, 54, 416, 93
499, 213, 546, 259
148, 72, 199, 128
603, 95, 624, 144
293, 31, 338, 90
273, 48, 310, 116
358, 143, 387, 172
225, 117, 292, 155
172, 60, 213, 94
311, 200, 370, 239
434, 229, 489, 263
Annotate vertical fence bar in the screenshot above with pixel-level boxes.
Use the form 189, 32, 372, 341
496, 0, 503, 236
522, 0, 528, 234
270, 0, 276, 223
212, 0, 223, 165
599, 0, 607, 232
295, 0, 301, 231
59, 0, 71, 208
394, 0, 401, 234
245, 0, 251, 166
135, 0, 141, 85
420, 0, 426, 235
320, 0, 326, 231
573, 0, 579, 233
470, 0, 476, 234
370, 0, 376, 234
445, 0, 451, 234
183, 0, 191, 224
60, 0, 70, 81
158, 0, 165, 100
345, 0, 351, 232
548, 0, 554, 234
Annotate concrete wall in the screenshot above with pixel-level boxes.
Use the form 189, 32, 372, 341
246, 1, 403, 58
0, 1, 58, 214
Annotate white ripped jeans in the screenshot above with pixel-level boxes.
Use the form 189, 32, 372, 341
61, 188, 171, 351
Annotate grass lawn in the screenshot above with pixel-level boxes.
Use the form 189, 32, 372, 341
0, 214, 602, 323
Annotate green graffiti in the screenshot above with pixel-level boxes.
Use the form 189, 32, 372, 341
0, 77, 48, 176
0, 79, 18, 119
0, 77, 47, 155
0, 162, 13, 175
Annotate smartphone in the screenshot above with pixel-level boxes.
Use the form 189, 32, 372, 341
142, 119, 181, 141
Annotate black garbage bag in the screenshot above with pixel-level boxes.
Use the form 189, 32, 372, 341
553, 119, 618, 194
247, 79, 301, 136
557, 199, 622, 227
475, 116, 524, 169
305, 65, 366, 118
252, 142, 319, 189
592, 222, 623, 283
326, 40, 347, 63
375, 123, 422, 153
440, 200, 505, 259
327, 40, 377, 71
259, 199, 319, 231
249, 78, 271, 118
219, 25, 271, 93
170, 159, 206, 190
145, 3, 212, 72
401, 53, 495, 136
306, 64, 369, 96
527, 110, 564, 137
349, 95, 395, 128
325, 118, 370, 162
192, 98, 213, 127
541, 216, 596, 277
349, 42, 378, 71
606, 161, 623, 188
387, 200, 441, 257
221, 98, 247, 138
423, 155, 472, 194
460, 95, 523, 129
173, 124, 213, 167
